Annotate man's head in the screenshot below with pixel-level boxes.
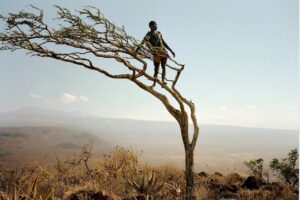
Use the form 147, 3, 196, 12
149, 20, 157, 31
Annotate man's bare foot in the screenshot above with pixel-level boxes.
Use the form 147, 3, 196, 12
150, 84, 156, 88
161, 81, 167, 87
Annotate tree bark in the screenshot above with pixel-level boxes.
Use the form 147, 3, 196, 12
180, 117, 196, 200
184, 141, 196, 200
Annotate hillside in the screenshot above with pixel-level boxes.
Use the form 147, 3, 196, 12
0, 107, 298, 172
0, 126, 112, 167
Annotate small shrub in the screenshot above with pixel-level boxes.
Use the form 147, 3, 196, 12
126, 171, 165, 200
244, 158, 264, 178
270, 148, 298, 186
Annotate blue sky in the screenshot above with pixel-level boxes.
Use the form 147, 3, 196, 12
0, 0, 298, 129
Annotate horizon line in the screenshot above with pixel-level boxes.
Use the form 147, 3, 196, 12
0, 106, 298, 131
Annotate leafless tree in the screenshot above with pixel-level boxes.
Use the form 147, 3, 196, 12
0, 5, 200, 199
65, 140, 94, 172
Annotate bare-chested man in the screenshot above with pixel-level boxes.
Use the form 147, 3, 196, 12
135, 21, 175, 87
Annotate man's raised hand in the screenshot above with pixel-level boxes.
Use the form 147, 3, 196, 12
171, 51, 176, 58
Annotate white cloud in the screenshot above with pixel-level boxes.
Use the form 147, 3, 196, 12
79, 95, 89, 102
59, 93, 89, 103
60, 93, 77, 103
29, 93, 41, 99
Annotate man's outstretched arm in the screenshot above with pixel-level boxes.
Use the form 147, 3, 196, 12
160, 33, 175, 58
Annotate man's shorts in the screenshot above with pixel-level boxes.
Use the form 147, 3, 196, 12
153, 54, 168, 64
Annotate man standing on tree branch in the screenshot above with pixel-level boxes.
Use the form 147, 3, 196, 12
135, 21, 176, 88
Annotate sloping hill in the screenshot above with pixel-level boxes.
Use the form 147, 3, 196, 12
0, 126, 112, 167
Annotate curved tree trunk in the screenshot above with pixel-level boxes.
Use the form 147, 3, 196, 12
181, 121, 196, 200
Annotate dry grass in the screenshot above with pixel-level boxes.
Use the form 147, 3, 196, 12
0, 145, 298, 200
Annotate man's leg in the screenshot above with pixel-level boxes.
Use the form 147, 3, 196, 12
161, 56, 167, 84
151, 61, 160, 87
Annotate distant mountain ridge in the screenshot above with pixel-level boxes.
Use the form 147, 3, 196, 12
0, 107, 298, 172
0, 106, 297, 130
